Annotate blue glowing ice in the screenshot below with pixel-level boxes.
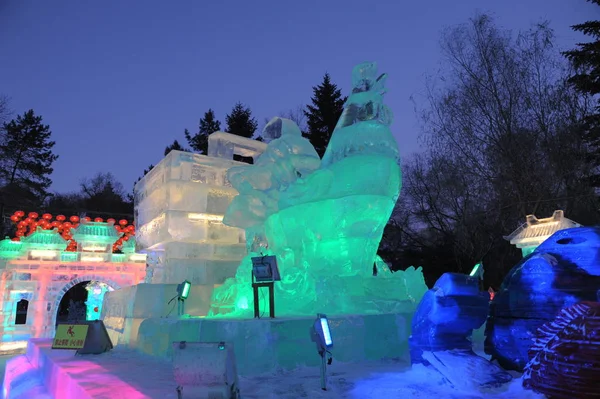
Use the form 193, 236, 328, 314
485, 227, 600, 371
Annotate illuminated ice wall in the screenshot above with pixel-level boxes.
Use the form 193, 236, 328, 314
209, 62, 427, 317
0, 218, 146, 351
133, 141, 266, 286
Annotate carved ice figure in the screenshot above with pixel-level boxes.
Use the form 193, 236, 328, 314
223, 117, 321, 231
209, 63, 425, 318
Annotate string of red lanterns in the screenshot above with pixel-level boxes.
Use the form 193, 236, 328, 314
9, 210, 135, 253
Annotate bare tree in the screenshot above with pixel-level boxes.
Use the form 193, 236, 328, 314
80, 172, 126, 200
404, 14, 597, 285
279, 105, 307, 132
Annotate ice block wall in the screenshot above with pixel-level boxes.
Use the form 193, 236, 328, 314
134, 135, 267, 285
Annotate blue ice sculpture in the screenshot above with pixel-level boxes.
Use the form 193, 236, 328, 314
485, 227, 600, 371
409, 273, 489, 362
409, 272, 511, 388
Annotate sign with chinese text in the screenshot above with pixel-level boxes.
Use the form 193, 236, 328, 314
52, 324, 89, 349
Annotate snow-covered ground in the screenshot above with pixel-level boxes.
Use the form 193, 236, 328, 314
238, 359, 543, 399
2, 330, 546, 399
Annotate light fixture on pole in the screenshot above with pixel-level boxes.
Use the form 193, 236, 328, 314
470, 262, 484, 290
310, 313, 333, 391
176, 280, 191, 317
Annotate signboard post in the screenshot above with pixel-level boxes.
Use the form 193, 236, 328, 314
52, 324, 89, 350
250, 255, 281, 319
52, 321, 113, 355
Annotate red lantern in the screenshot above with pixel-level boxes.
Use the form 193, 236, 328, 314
94, 306, 99, 313
15, 210, 24, 218
94, 217, 103, 223
24, 217, 32, 224
69, 215, 79, 223
51, 221, 60, 227
11, 237, 19, 242
15, 231, 23, 237
122, 235, 129, 241
63, 221, 72, 228
28, 212, 38, 219
84, 216, 91, 222
17, 221, 26, 229
56, 215, 66, 221
119, 219, 128, 226
10, 215, 19, 222
107, 218, 116, 224
42, 213, 52, 220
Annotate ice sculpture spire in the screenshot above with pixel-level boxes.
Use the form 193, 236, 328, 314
321, 62, 399, 167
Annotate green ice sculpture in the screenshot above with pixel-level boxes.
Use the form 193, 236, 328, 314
209, 62, 426, 317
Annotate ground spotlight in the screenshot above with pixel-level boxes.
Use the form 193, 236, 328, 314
176, 280, 191, 316
310, 313, 333, 391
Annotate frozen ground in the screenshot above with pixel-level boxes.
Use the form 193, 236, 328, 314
238, 359, 543, 399
2, 340, 545, 398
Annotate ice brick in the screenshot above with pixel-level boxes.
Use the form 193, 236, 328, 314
136, 312, 412, 375
102, 283, 215, 346
207, 131, 267, 161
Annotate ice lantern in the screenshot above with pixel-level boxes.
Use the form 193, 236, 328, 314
504, 210, 581, 257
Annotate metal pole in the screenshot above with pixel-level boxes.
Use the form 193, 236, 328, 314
177, 299, 185, 317
320, 351, 327, 391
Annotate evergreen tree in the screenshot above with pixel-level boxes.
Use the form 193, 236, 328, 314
0, 95, 10, 127
225, 102, 258, 138
164, 139, 188, 156
185, 109, 221, 154
0, 109, 58, 200
563, 0, 600, 187
303, 73, 347, 158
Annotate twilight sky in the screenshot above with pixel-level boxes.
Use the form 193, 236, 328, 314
0, 0, 596, 194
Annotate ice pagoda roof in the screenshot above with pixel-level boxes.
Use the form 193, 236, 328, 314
121, 237, 136, 253
0, 237, 23, 258
71, 221, 122, 245
504, 210, 581, 248
20, 227, 68, 250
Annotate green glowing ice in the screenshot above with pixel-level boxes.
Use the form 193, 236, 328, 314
209, 62, 427, 317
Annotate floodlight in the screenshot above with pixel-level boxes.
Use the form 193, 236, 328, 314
318, 315, 333, 348
178, 280, 191, 300
310, 313, 333, 391
175, 281, 191, 317
470, 262, 483, 279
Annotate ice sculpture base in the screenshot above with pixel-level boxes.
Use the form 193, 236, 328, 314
101, 283, 216, 347
136, 311, 413, 375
